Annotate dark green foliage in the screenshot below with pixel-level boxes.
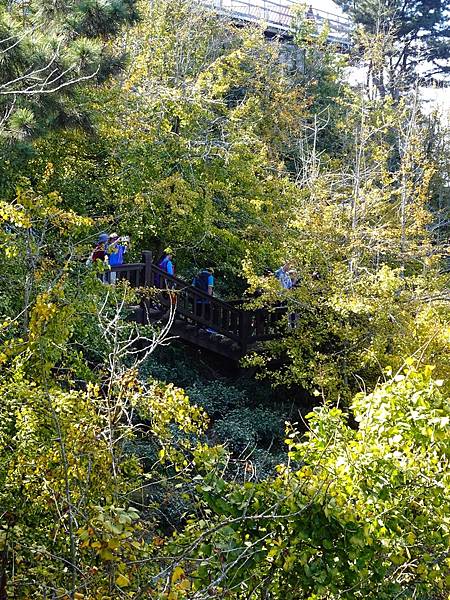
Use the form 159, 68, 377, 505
337, 0, 448, 40
138, 349, 293, 481
0, 0, 138, 138
212, 406, 285, 453
139, 346, 203, 388
69, 0, 139, 37
186, 381, 246, 418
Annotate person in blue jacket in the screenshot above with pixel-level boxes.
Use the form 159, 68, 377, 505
193, 267, 214, 297
107, 233, 128, 283
156, 248, 175, 288
159, 248, 174, 276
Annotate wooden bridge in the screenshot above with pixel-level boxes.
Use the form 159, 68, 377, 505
111, 252, 285, 360
199, 0, 351, 45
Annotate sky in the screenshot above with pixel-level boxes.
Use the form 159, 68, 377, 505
309, 0, 344, 15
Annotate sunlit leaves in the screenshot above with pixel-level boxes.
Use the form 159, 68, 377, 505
170, 366, 450, 599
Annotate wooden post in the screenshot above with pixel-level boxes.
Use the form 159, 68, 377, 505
142, 251, 152, 287
140, 251, 153, 325
240, 310, 250, 354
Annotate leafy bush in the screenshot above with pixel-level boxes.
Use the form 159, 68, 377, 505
186, 381, 246, 418
174, 366, 450, 599
212, 406, 285, 453
140, 347, 202, 388
233, 447, 286, 481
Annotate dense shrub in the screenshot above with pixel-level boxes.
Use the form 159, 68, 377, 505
212, 406, 285, 453
186, 381, 246, 418
140, 348, 201, 388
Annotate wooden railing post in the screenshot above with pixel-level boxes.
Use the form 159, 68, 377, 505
142, 251, 152, 287
240, 310, 250, 353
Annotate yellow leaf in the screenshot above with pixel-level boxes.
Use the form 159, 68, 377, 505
178, 579, 191, 591
116, 574, 130, 587
171, 566, 184, 584
406, 532, 415, 545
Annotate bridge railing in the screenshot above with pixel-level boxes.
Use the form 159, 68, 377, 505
208, 0, 291, 29
200, 0, 351, 39
111, 261, 145, 287
150, 268, 246, 344
228, 298, 286, 343
112, 253, 249, 346
111, 252, 286, 352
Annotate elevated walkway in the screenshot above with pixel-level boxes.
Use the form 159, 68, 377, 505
112, 252, 285, 359
199, 0, 351, 45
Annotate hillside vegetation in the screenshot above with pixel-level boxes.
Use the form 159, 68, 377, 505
0, 0, 449, 598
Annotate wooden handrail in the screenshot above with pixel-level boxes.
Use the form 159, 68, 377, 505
111, 262, 144, 272
149, 264, 246, 341
151, 264, 240, 310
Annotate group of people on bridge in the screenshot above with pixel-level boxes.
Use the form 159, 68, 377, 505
88, 232, 129, 283
89, 235, 303, 299
88, 236, 216, 295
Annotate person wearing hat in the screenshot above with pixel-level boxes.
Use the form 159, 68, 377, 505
156, 247, 175, 288
159, 248, 174, 275
90, 233, 109, 263
107, 232, 128, 283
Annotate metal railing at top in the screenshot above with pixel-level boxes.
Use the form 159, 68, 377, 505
199, 0, 351, 41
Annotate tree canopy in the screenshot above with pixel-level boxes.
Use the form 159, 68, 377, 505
0, 0, 138, 136
336, 0, 450, 97
0, 0, 449, 598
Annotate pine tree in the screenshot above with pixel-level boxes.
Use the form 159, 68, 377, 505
0, 0, 138, 138
336, 0, 450, 97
